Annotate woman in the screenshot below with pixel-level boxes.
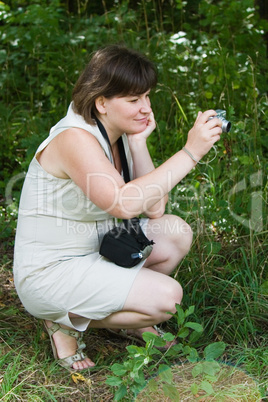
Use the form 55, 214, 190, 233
13, 45, 222, 371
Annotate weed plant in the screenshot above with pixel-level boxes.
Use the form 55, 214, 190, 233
0, 0, 267, 400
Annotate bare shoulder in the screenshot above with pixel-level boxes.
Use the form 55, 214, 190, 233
55, 127, 104, 156
37, 127, 125, 216
37, 127, 104, 179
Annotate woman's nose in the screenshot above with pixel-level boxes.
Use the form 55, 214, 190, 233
140, 98, 152, 113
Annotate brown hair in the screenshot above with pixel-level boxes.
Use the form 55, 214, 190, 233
72, 45, 157, 125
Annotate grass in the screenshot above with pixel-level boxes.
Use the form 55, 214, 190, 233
0, 227, 267, 401
136, 363, 263, 401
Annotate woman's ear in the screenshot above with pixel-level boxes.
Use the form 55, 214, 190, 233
95, 96, 106, 115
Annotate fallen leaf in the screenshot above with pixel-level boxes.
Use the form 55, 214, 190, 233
72, 372, 92, 387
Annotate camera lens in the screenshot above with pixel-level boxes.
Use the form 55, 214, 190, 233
222, 120, 231, 133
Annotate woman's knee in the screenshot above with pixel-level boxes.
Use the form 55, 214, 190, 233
156, 278, 183, 320
166, 279, 183, 311
123, 269, 182, 323
179, 220, 193, 255
167, 215, 193, 257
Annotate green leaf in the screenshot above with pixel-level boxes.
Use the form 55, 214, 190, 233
175, 304, 185, 326
184, 322, 203, 333
189, 330, 202, 344
162, 383, 180, 399
204, 375, 218, 383
202, 361, 221, 376
158, 365, 173, 384
204, 342, 226, 361
126, 345, 143, 355
133, 371, 146, 385
153, 336, 167, 348
260, 280, 268, 295
184, 305, 195, 318
182, 345, 191, 355
162, 332, 175, 342
191, 363, 203, 378
205, 91, 213, 99
142, 331, 158, 343
187, 348, 199, 363
111, 363, 127, 376
206, 74, 216, 84
132, 356, 146, 372
238, 155, 254, 165
200, 380, 214, 395
204, 242, 222, 254
177, 327, 189, 338
191, 383, 199, 395
105, 376, 123, 387
114, 384, 128, 401
147, 378, 158, 392
165, 343, 183, 357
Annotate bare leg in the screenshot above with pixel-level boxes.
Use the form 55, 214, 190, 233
45, 267, 182, 368
143, 214, 193, 274
109, 214, 192, 338
89, 266, 183, 343
46, 214, 191, 367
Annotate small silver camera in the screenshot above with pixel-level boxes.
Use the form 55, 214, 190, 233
208, 109, 231, 133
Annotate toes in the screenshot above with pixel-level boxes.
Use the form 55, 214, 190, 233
72, 357, 95, 370
85, 357, 95, 367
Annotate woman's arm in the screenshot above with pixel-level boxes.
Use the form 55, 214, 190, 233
127, 113, 168, 218
47, 110, 222, 220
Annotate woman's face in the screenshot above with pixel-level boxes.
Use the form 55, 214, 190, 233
99, 91, 152, 137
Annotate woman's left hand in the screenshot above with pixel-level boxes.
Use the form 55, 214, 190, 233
127, 112, 156, 143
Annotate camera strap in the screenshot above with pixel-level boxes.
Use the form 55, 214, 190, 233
95, 117, 130, 183
95, 117, 153, 246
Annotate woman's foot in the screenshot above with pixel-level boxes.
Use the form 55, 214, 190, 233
45, 320, 95, 371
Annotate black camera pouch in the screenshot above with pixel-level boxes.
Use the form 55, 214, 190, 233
100, 219, 154, 268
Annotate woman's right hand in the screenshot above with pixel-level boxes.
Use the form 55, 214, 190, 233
185, 110, 223, 162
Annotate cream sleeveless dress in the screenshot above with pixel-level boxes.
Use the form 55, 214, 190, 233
13, 103, 147, 331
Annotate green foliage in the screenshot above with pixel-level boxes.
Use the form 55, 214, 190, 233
0, 203, 18, 245
105, 304, 228, 400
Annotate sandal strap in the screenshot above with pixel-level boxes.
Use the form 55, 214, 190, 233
48, 323, 86, 353
77, 340, 86, 353
153, 325, 166, 338
45, 322, 88, 369
58, 351, 87, 370
47, 323, 83, 340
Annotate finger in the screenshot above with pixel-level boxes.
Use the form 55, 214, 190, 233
211, 134, 221, 144
148, 111, 155, 123
194, 111, 202, 124
147, 113, 156, 129
206, 117, 223, 131
198, 109, 217, 124
210, 126, 223, 137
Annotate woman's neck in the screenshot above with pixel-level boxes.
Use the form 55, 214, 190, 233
96, 115, 123, 146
